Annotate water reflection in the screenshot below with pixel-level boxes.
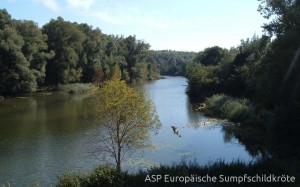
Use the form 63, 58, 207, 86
0, 77, 257, 186
220, 124, 269, 158
132, 77, 254, 167
0, 93, 100, 186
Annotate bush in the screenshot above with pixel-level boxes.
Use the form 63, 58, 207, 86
57, 83, 97, 94
57, 165, 127, 187
205, 94, 255, 124
57, 160, 297, 187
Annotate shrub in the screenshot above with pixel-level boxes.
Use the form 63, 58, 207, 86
57, 83, 97, 94
205, 94, 255, 124
57, 160, 296, 187
57, 165, 127, 187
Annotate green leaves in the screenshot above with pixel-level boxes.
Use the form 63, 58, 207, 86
94, 79, 160, 170
43, 18, 85, 84
0, 9, 53, 94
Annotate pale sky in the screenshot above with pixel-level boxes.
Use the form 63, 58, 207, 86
1, 0, 267, 52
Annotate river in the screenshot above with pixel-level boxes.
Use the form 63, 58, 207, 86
0, 76, 255, 186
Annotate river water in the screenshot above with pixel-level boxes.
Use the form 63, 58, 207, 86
0, 76, 254, 186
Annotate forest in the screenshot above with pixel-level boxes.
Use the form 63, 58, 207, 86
0, 9, 156, 95
186, 0, 300, 159
1, 0, 300, 185
147, 50, 196, 76
1, 0, 300, 159
0, 9, 196, 96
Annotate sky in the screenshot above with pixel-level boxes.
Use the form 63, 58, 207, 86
1, 0, 267, 52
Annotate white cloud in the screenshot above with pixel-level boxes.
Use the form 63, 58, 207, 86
87, 3, 190, 30
66, 0, 94, 11
40, 0, 60, 12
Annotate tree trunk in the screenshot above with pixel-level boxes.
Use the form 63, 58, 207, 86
117, 146, 121, 172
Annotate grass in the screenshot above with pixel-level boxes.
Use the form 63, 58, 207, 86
57, 165, 128, 187
204, 94, 256, 124
57, 160, 298, 187
57, 83, 98, 94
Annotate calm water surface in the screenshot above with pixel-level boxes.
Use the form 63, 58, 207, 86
0, 76, 254, 186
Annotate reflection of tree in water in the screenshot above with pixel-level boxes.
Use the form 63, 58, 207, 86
186, 99, 203, 124
222, 125, 235, 143
221, 124, 269, 158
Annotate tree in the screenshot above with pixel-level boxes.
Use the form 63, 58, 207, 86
0, 9, 51, 94
77, 23, 105, 83
95, 80, 160, 171
258, 0, 300, 36
43, 17, 85, 84
123, 35, 150, 82
256, 1, 300, 158
147, 50, 196, 76
194, 46, 227, 66
0, 25, 35, 94
16, 20, 54, 85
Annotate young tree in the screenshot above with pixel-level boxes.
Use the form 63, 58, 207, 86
94, 80, 160, 171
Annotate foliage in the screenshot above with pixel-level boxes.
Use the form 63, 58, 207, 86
186, 46, 236, 98
57, 160, 297, 187
0, 9, 53, 95
42, 17, 86, 84
0, 9, 159, 95
205, 94, 255, 124
258, 0, 300, 36
185, 39, 269, 98
57, 165, 127, 187
57, 83, 97, 94
255, 0, 300, 158
76, 23, 105, 83
148, 50, 196, 76
194, 46, 230, 66
122, 35, 151, 82
94, 79, 160, 171
111, 64, 122, 81
186, 63, 220, 98
186, 0, 300, 159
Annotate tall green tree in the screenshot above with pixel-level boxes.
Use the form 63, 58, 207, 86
0, 9, 51, 94
256, 0, 300, 108
0, 25, 35, 94
16, 20, 54, 85
43, 17, 85, 84
255, 0, 300, 157
123, 35, 150, 82
77, 23, 105, 83
194, 46, 228, 66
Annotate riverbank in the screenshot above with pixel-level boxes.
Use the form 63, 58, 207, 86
0, 83, 99, 99
57, 160, 298, 187
200, 94, 262, 125
57, 83, 99, 94
194, 93, 300, 176
194, 94, 269, 155
0, 76, 256, 186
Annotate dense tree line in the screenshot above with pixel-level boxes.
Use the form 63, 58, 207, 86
186, 0, 300, 158
0, 9, 159, 95
147, 50, 196, 76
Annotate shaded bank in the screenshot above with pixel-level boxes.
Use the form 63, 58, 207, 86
57, 160, 298, 187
